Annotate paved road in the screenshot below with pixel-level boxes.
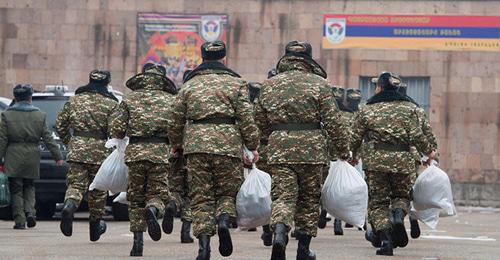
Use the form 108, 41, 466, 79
0, 209, 499, 259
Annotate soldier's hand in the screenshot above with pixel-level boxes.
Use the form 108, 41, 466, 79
339, 153, 350, 161
56, 160, 64, 166
425, 150, 437, 166
243, 150, 259, 165
251, 150, 259, 164
348, 158, 359, 166
171, 147, 181, 158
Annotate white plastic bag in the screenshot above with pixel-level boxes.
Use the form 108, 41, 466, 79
321, 160, 368, 228
412, 162, 456, 229
89, 138, 129, 194
113, 192, 129, 205
236, 166, 272, 228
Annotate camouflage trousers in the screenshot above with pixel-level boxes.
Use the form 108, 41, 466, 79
270, 164, 323, 237
126, 161, 169, 232
65, 162, 106, 221
9, 178, 35, 225
169, 161, 192, 222
187, 153, 243, 237
367, 171, 413, 232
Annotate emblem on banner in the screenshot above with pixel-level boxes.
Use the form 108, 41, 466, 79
201, 16, 222, 42
325, 18, 346, 44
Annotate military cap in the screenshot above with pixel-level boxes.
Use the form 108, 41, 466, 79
201, 40, 226, 61
331, 86, 345, 99
267, 68, 277, 79
346, 89, 362, 101
13, 84, 34, 99
142, 63, 167, 76
371, 71, 405, 88
89, 69, 111, 84
285, 41, 312, 58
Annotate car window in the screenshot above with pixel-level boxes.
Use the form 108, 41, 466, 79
32, 97, 68, 131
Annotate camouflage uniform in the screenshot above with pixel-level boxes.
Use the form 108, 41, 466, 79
56, 80, 118, 221
110, 66, 177, 232
169, 155, 192, 222
168, 62, 259, 238
350, 93, 434, 233
255, 53, 350, 238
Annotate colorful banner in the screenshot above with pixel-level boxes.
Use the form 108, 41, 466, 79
137, 13, 228, 86
322, 14, 500, 51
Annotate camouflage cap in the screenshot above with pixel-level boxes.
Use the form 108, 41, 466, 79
201, 40, 226, 61
331, 86, 345, 99
371, 71, 405, 88
13, 84, 34, 99
89, 70, 111, 84
346, 89, 362, 101
142, 63, 167, 76
285, 41, 312, 58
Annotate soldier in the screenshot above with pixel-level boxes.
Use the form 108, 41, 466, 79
350, 71, 436, 256
255, 41, 350, 260
56, 70, 119, 242
168, 41, 259, 260
0, 84, 64, 229
167, 69, 194, 244
109, 63, 177, 256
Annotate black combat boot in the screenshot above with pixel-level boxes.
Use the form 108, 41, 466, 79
196, 234, 211, 260
162, 201, 176, 234
180, 220, 194, 243
261, 224, 273, 247
317, 209, 328, 229
271, 223, 287, 260
376, 231, 394, 256
13, 223, 26, 229
345, 223, 354, 228
217, 213, 233, 257
60, 200, 77, 237
130, 232, 144, 257
392, 208, 408, 248
333, 218, 343, 235
410, 217, 421, 239
89, 219, 107, 242
145, 206, 161, 241
297, 233, 316, 260
365, 229, 382, 248
26, 212, 36, 228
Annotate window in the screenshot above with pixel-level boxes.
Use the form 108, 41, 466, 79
358, 76, 430, 113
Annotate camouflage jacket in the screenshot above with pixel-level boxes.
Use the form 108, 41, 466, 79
168, 68, 260, 158
110, 73, 177, 164
255, 57, 350, 165
329, 110, 355, 160
409, 106, 438, 163
56, 93, 118, 164
351, 100, 434, 174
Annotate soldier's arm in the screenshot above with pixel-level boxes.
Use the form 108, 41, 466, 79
255, 99, 271, 145
55, 101, 71, 145
350, 109, 366, 159
41, 114, 63, 161
234, 83, 259, 151
416, 107, 438, 151
407, 108, 434, 156
167, 93, 187, 149
0, 114, 8, 159
319, 84, 349, 158
109, 102, 129, 139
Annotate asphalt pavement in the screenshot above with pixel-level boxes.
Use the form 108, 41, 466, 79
0, 208, 499, 260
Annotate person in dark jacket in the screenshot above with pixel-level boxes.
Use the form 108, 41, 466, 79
0, 84, 64, 229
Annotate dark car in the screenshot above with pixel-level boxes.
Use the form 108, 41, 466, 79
0, 86, 128, 220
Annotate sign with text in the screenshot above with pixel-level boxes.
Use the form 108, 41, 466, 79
137, 13, 228, 86
322, 14, 500, 51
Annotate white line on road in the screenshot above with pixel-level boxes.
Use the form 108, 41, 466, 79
421, 235, 496, 242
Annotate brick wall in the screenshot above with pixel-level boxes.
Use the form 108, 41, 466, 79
0, 0, 499, 206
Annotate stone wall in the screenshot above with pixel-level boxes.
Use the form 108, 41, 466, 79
0, 0, 499, 206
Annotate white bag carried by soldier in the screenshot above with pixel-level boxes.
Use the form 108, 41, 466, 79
412, 161, 456, 229
236, 165, 272, 228
321, 160, 368, 228
113, 192, 129, 205
89, 137, 129, 195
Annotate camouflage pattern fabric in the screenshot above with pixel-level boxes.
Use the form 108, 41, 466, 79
351, 101, 434, 175
255, 58, 350, 165
64, 162, 106, 221
366, 170, 413, 232
9, 178, 35, 225
168, 69, 259, 157
409, 106, 438, 164
109, 73, 176, 164
56, 92, 117, 164
270, 164, 323, 237
169, 155, 192, 222
187, 153, 243, 237
127, 161, 168, 232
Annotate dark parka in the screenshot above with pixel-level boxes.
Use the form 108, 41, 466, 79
0, 102, 63, 179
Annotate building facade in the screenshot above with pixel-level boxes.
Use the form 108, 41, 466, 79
0, 0, 499, 206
